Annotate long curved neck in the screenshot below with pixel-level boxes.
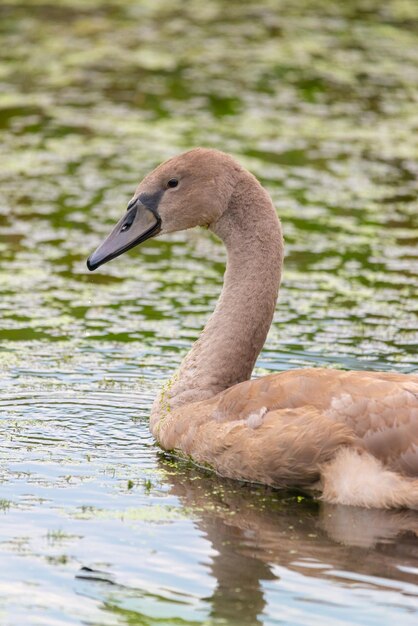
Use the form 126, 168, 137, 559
158, 170, 283, 411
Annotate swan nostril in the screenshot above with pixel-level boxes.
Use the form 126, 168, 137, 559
120, 206, 137, 232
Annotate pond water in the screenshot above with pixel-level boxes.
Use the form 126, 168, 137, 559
1, 0, 418, 624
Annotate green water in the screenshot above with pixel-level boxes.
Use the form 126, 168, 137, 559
1, 0, 418, 624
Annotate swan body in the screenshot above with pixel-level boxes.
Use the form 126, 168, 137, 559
87, 148, 418, 509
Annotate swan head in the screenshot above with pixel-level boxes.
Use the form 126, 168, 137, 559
87, 148, 241, 271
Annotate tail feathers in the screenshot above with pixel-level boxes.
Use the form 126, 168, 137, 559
320, 448, 418, 509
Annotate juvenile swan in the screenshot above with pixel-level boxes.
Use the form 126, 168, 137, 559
87, 148, 418, 508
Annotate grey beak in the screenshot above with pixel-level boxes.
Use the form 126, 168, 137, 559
87, 198, 161, 271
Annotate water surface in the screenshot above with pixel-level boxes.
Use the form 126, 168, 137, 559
1, 1, 418, 624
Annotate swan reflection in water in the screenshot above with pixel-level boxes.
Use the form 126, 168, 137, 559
163, 459, 418, 624
77, 458, 418, 625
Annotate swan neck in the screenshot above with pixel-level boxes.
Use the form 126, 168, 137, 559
156, 170, 283, 412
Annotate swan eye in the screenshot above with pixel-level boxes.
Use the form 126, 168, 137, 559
167, 178, 179, 189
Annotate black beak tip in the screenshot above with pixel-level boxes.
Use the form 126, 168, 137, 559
86, 255, 99, 272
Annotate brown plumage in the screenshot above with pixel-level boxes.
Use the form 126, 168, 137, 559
87, 148, 418, 509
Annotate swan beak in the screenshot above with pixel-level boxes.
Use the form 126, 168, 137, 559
87, 198, 161, 271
